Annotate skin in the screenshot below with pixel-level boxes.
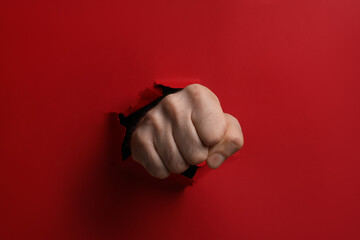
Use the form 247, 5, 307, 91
130, 84, 244, 179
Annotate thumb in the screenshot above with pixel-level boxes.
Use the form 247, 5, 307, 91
206, 113, 244, 169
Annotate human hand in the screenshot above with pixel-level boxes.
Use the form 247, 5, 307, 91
130, 84, 244, 179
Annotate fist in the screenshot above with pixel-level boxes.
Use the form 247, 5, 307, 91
130, 84, 244, 179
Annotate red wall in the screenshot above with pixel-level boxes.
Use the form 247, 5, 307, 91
1, 0, 360, 239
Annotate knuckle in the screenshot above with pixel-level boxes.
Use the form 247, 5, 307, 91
185, 84, 217, 104
146, 160, 169, 179
142, 110, 157, 124
131, 127, 151, 148
186, 84, 207, 102
205, 121, 227, 146
161, 94, 181, 117
169, 160, 188, 174
225, 115, 244, 150
153, 169, 170, 179
185, 84, 207, 96
131, 129, 141, 145
186, 148, 208, 165
228, 134, 244, 151
142, 110, 162, 132
214, 131, 226, 146
130, 129, 147, 158
160, 148, 187, 174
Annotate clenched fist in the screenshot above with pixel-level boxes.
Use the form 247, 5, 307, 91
130, 84, 244, 179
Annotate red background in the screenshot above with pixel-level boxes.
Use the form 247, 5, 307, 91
1, 0, 360, 239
